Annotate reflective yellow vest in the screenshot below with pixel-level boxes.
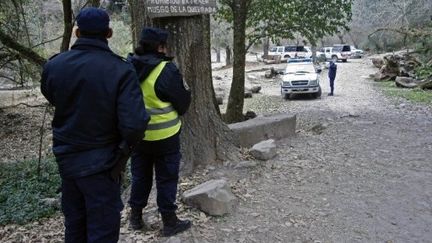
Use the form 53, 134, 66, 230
140, 61, 181, 141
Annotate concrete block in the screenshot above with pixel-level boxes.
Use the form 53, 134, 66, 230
228, 113, 296, 147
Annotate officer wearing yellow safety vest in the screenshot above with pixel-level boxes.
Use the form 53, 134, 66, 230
127, 27, 192, 237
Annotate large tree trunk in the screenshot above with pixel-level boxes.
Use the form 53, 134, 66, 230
60, 0, 73, 52
129, 11, 238, 173
263, 37, 270, 59
127, 0, 152, 48
224, 0, 249, 123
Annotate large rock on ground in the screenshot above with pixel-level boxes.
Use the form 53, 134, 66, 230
229, 113, 296, 147
395, 76, 422, 88
249, 139, 277, 160
182, 179, 237, 216
244, 89, 253, 98
371, 58, 384, 69
250, 86, 262, 93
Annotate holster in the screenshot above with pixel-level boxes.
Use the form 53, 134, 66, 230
110, 141, 131, 183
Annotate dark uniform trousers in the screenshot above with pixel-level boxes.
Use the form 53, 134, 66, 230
129, 151, 181, 213
329, 78, 335, 94
62, 171, 123, 243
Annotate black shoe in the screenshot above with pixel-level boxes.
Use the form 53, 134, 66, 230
129, 208, 144, 230
328, 93, 334, 96
161, 213, 192, 237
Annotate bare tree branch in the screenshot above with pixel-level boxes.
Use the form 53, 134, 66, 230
37, 105, 50, 178
0, 28, 46, 67
32, 36, 63, 49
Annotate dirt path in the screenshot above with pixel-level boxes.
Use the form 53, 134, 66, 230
180, 58, 432, 243
1, 58, 431, 242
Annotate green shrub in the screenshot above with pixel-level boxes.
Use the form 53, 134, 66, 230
415, 65, 432, 80
0, 158, 61, 225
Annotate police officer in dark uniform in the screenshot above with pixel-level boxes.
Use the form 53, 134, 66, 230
328, 60, 337, 96
127, 27, 192, 237
41, 8, 149, 243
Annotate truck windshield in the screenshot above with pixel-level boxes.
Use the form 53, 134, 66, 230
285, 64, 315, 74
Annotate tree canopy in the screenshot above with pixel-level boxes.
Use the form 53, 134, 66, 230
218, 0, 353, 48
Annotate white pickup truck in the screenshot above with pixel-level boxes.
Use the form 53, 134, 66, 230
267, 45, 312, 62
278, 59, 322, 100
316, 45, 352, 62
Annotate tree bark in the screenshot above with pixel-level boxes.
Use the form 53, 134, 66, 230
263, 37, 269, 59
127, 0, 152, 48
128, 10, 238, 173
224, 0, 249, 123
88, 0, 100, 7
0, 28, 46, 67
61, 0, 73, 52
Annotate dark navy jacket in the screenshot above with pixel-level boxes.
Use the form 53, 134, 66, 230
41, 38, 150, 178
329, 62, 337, 80
128, 52, 191, 155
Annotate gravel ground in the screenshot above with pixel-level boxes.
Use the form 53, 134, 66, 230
1, 57, 431, 242
195, 57, 432, 243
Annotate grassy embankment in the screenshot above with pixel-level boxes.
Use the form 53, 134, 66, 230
376, 81, 432, 104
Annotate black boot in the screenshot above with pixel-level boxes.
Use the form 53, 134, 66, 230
161, 212, 192, 237
129, 208, 144, 230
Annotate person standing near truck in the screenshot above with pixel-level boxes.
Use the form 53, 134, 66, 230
328, 60, 337, 96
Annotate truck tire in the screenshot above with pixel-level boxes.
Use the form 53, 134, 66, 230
283, 94, 291, 100
342, 59, 347, 62
332, 55, 338, 62
312, 87, 322, 99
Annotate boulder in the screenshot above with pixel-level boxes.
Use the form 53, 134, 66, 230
41, 197, 61, 209
247, 74, 259, 82
244, 110, 257, 120
380, 65, 399, 80
244, 90, 253, 98
250, 86, 262, 93
249, 139, 277, 161
420, 79, 432, 90
373, 72, 390, 81
371, 58, 384, 69
182, 179, 237, 216
264, 67, 279, 78
395, 76, 422, 88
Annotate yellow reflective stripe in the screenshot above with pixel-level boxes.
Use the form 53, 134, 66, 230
147, 117, 180, 130
145, 120, 181, 141
146, 106, 175, 115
